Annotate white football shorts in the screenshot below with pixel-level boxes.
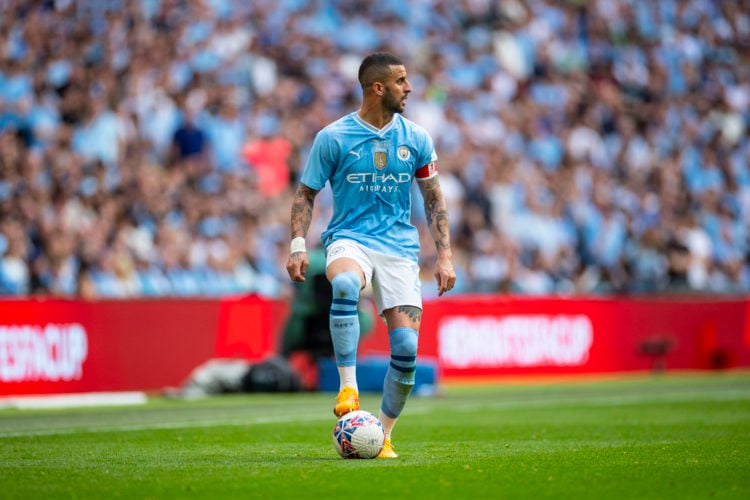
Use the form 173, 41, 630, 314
325, 239, 422, 316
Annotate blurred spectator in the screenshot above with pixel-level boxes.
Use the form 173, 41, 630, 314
169, 100, 209, 170
241, 113, 292, 197
0, 217, 29, 295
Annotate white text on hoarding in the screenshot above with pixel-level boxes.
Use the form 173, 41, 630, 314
438, 315, 593, 368
0, 324, 89, 383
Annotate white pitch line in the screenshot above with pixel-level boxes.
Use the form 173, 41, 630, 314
1, 387, 747, 439
0, 391, 148, 410
0, 412, 334, 439
428, 387, 750, 413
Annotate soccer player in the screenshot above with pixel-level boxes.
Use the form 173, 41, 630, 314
286, 52, 456, 458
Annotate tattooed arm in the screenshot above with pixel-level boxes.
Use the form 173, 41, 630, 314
417, 175, 456, 296
286, 183, 319, 282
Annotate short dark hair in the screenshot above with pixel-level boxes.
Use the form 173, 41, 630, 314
358, 52, 404, 89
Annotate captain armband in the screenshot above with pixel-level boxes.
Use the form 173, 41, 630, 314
415, 162, 438, 180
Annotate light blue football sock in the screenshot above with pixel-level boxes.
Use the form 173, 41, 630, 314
380, 327, 418, 418
329, 272, 361, 367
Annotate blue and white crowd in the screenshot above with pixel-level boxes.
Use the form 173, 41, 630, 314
0, 0, 749, 299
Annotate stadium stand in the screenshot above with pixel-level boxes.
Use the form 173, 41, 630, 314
0, 0, 748, 299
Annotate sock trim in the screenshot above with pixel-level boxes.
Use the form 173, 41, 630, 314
332, 298, 358, 306
391, 354, 416, 362
330, 309, 357, 317
389, 362, 416, 373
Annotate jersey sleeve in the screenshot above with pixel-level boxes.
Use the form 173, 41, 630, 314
414, 130, 438, 181
300, 129, 337, 190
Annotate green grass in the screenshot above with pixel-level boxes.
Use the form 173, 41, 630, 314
1, 372, 749, 499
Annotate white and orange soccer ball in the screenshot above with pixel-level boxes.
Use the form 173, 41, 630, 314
332, 410, 385, 459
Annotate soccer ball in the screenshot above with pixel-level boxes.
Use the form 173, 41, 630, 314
332, 410, 385, 459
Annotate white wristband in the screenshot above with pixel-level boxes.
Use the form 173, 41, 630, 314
290, 237, 306, 254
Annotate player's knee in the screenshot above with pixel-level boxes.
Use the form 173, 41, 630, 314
331, 271, 360, 301
389, 327, 418, 358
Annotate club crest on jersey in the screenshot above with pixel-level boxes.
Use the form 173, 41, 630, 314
397, 146, 411, 161
373, 140, 389, 170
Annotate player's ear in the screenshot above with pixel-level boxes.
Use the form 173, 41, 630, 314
372, 81, 384, 96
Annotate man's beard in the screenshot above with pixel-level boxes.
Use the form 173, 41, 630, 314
383, 89, 405, 114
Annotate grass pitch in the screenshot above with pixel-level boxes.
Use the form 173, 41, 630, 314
1, 372, 748, 499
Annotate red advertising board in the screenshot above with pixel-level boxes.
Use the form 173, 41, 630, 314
0, 298, 222, 396
408, 295, 750, 377
1, 295, 749, 396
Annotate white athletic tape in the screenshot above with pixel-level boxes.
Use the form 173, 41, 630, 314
290, 237, 306, 254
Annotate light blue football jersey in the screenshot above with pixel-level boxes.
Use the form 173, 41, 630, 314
301, 111, 438, 262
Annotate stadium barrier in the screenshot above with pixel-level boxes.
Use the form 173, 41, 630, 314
1, 294, 749, 396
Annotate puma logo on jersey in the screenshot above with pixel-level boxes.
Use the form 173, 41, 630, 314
348, 149, 362, 159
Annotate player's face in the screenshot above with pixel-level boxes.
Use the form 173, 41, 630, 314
382, 65, 411, 114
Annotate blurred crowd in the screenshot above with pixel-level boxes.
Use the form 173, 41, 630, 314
0, 0, 749, 300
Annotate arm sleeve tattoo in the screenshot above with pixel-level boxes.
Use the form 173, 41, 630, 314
290, 184, 318, 238
419, 176, 451, 253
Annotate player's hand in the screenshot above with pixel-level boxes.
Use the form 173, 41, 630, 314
286, 251, 309, 282
434, 256, 456, 296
